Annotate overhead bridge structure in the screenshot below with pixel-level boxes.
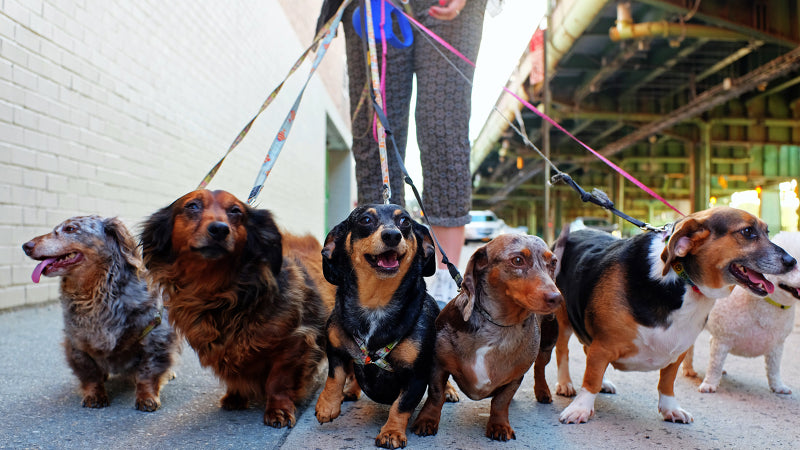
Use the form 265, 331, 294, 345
472, 0, 800, 238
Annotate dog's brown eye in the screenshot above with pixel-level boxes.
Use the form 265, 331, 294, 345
185, 201, 201, 212
740, 227, 758, 240
511, 256, 525, 266
359, 216, 372, 226
63, 225, 77, 233
397, 216, 410, 229
228, 205, 242, 216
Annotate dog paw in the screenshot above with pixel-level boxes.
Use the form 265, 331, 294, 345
600, 378, 617, 394
559, 389, 596, 424
375, 429, 407, 449
681, 367, 698, 378
486, 422, 516, 441
264, 408, 296, 428
698, 382, 717, 393
559, 405, 593, 424
315, 398, 342, 424
135, 395, 161, 412
660, 407, 693, 423
770, 384, 792, 395
220, 392, 249, 410
411, 417, 439, 437
444, 381, 460, 403
658, 394, 693, 423
82, 393, 110, 409
555, 382, 576, 397
534, 386, 553, 404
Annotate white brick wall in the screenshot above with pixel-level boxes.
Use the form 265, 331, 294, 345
0, 0, 353, 309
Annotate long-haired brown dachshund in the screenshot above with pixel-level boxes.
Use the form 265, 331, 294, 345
23, 215, 178, 411
140, 189, 336, 428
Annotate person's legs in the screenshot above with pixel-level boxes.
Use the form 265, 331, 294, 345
412, 0, 487, 304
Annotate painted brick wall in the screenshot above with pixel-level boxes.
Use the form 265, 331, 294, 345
0, 0, 352, 309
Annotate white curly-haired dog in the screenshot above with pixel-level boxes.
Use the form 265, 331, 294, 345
682, 231, 800, 394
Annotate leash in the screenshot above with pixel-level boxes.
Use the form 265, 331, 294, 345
356, 0, 463, 286
358, 0, 392, 203
500, 88, 686, 218
395, 1, 684, 230
245, 0, 353, 205
197, 0, 352, 193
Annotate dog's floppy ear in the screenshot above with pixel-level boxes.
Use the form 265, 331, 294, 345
104, 217, 142, 271
453, 245, 487, 322
140, 203, 177, 267
413, 222, 436, 277
322, 221, 349, 286
245, 207, 283, 277
661, 218, 710, 276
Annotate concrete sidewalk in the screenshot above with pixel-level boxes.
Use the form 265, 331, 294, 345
2, 301, 799, 449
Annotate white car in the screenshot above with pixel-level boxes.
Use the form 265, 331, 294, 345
464, 210, 506, 243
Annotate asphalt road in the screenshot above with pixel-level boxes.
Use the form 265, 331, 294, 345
2, 243, 799, 449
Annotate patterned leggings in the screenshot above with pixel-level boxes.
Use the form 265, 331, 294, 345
344, 0, 487, 227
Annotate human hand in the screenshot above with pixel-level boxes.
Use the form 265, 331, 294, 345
428, 0, 466, 21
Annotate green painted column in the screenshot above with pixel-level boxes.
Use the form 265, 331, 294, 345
695, 122, 712, 212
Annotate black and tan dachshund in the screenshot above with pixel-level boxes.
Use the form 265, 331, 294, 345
314, 204, 438, 449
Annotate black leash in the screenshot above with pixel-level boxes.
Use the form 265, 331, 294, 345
550, 172, 665, 233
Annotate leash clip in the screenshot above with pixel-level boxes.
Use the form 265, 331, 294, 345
382, 184, 391, 204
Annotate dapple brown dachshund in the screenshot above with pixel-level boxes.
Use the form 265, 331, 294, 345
412, 234, 562, 441
23, 215, 178, 411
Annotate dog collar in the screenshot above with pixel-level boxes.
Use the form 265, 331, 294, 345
353, 335, 398, 372
763, 296, 791, 310
671, 261, 701, 294
476, 303, 515, 328
139, 307, 163, 340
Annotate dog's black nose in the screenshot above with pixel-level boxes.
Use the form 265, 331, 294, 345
782, 252, 797, 270
381, 229, 402, 247
207, 222, 230, 241
22, 241, 35, 256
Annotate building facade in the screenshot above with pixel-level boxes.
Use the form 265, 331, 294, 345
0, 0, 353, 309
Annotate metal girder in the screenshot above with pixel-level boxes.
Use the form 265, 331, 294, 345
663, 40, 765, 100
598, 46, 800, 158
574, 43, 641, 104
620, 39, 708, 98
635, 0, 800, 48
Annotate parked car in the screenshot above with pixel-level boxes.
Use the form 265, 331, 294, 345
464, 210, 506, 243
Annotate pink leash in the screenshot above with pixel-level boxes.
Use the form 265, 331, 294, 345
394, 1, 685, 217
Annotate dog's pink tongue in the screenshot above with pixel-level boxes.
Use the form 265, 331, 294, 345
747, 270, 775, 294
31, 258, 56, 283
378, 254, 399, 269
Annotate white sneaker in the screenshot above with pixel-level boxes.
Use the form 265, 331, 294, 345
429, 268, 459, 308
